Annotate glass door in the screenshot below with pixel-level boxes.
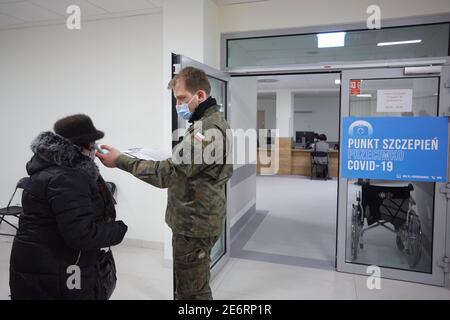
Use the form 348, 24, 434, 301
171, 54, 231, 275
337, 67, 449, 286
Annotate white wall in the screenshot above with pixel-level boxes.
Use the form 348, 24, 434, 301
276, 90, 294, 138
294, 95, 340, 142
220, 0, 450, 33
257, 92, 340, 141
0, 14, 166, 245
230, 77, 258, 169
257, 96, 276, 130
2, 0, 447, 256
161, 0, 222, 261
229, 77, 258, 228
203, 0, 220, 69
229, 175, 257, 227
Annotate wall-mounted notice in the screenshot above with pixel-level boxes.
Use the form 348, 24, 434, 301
377, 89, 413, 113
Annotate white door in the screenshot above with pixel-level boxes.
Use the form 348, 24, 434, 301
171, 54, 231, 276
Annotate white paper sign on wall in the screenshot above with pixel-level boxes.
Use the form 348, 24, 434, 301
377, 89, 413, 113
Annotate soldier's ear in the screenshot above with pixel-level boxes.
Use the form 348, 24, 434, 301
197, 90, 207, 102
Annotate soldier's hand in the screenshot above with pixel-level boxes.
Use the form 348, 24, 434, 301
96, 145, 121, 168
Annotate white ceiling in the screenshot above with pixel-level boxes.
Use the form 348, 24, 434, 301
257, 73, 341, 96
0, 0, 268, 30
0, 0, 162, 30
214, 0, 268, 5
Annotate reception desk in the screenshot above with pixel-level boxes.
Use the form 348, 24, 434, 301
291, 149, 338, 177
257, 138, 339, 177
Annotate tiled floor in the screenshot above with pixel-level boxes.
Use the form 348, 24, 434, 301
1, 237, 450, 300
248, 176, 338, 263
0, 174, 449, 300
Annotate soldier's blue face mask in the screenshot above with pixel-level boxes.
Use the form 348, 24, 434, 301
176, 104, 192, 120
176, 94, 197, 121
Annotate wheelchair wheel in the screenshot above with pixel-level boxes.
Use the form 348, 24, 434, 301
396, 234, 404, 251
351, 204, 362, 260
406, 211, 422, 268
396, 224, 407, 251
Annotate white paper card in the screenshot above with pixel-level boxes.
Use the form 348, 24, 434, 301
122, 148, 171, 161
377, 89, 413, 113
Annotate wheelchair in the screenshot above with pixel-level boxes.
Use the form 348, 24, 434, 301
351, 181, 422, 268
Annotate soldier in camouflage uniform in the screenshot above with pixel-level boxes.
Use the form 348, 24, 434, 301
97, 67, 233, 300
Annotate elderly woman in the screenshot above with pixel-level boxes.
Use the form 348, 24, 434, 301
9, 114, 128, 300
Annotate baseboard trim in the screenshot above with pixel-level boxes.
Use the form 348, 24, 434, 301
230, 203, 256, 242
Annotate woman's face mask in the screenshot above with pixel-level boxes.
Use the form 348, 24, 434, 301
82, 143, 96, 160
88, 148, 96, 160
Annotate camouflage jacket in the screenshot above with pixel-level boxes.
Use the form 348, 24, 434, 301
117, 105, 233, 237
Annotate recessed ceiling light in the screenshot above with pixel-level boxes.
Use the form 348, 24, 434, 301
335, 79, 341, 85
377, 40, 422, 46
317, 32, 346, 48
357, 94, 372, 98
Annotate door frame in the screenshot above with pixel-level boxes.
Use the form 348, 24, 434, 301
228, 61, 450, 288
230, 70, 342, 270
336, 66, 449, 286
440, 65, 450, 288
171, 53, 450, 287
171, 54, 231, 278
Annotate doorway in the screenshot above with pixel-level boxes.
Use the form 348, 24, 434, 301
337, 66, 450, 286
231, 73, 341, 270
171, 53, 450, 288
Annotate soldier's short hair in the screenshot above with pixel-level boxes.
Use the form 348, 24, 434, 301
168, 67, 211, 95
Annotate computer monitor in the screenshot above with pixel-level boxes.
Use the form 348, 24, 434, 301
296, 131, 315, 148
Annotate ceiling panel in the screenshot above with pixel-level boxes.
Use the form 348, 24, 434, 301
0, 0, 163, 30
0, 0, 269, 30
213, 0, 268, 5
0, 1, 62, 21
0, 12, 23, 27
87, 0, 157, 13
31, 0, 108, 17
147, 0, 163, 7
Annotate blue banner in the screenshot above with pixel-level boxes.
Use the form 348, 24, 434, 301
342, 117, 448, 182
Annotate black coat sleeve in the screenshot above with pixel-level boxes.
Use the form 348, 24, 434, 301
48, 171, 128, 250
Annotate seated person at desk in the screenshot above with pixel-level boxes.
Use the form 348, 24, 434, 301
313, 133, 320, 145
312, 134, 329, 158
312, 134, 329, 178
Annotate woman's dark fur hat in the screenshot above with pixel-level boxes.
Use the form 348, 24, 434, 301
53, 114, 104, 146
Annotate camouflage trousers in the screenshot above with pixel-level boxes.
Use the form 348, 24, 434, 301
172, 234, 219, 300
